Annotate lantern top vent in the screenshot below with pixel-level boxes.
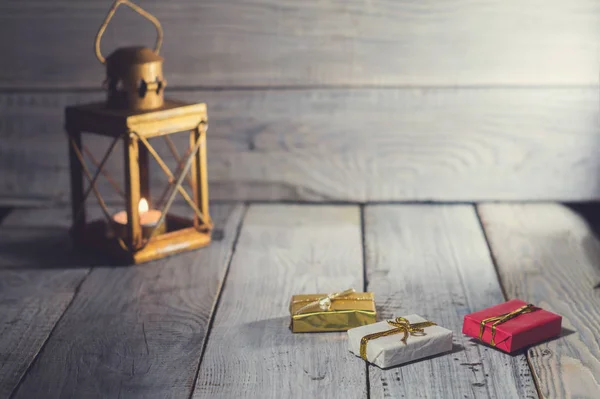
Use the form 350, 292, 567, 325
95, 0, 166, 111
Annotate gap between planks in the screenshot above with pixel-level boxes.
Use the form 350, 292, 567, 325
359, 204, 372, 399
188, 204, 248, 399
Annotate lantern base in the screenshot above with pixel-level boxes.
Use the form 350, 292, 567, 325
72, 216, 211, 265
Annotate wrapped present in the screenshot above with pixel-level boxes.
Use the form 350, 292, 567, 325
463, 299, 562, 353
289, 288, 376, 333
348, 314, 453, 368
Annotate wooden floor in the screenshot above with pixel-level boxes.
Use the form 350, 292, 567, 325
1, 202, 599, 399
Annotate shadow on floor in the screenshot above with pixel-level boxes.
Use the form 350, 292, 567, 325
0, 227, 111, 269
465, 333, 574, 358
377, 344, 465, 370
0, 207, 11, 224
567, 202, 600, 237
565, 202, 600, 286
558, 326, 577, 339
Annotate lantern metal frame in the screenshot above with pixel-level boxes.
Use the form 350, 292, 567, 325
65, 99, 212, 264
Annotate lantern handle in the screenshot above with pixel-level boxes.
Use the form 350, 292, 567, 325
94, 0, 163, 64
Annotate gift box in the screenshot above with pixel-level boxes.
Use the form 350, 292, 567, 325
463, 299, 562, 353
348, 314, 453, 368
289, 288, 376, 333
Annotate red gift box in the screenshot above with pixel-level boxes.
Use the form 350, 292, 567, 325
462, 299, 562, 353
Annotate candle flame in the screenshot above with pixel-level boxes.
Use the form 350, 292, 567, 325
139, 198, 149, 213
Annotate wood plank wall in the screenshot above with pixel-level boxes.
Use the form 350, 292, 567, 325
1, 1, 599, 204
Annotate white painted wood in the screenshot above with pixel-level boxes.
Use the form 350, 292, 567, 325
12, 204, 245, 399
192, 204, 366, 399
2, 88, 599, 204
1, 1, 599, 88
364, 205, 537, 398
478, 203, 600, 399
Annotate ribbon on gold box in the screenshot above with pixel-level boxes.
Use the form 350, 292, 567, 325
289, 288, 376, 333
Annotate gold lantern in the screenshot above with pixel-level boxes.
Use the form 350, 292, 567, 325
65, 0, 212, 264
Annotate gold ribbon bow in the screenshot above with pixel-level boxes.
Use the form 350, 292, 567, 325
293, 288, 356, 316
359, 317, 437, 361
478, 303, 539, 346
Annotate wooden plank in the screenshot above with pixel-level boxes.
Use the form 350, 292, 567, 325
0, 288, 87, 399
0, 207, 91, 398
192, 204, 366, 399
364, 205, 536, 398
1, 88, 600, 204
12, 203, 245, 399
1, 1, 599, 88
478, 203, 600, 398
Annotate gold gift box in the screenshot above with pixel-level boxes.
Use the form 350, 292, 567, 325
289, 292, 377, 333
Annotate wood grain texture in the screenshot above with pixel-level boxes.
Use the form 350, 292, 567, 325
478, 203, 600, 399
12, 203, 245, 399
192, 204, 366, 399
2, 87, 600, 204
364, 205, 537, 399
1, 1, 599, 88
0, 208, 91, 398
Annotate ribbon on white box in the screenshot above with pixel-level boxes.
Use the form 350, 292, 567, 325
348, 314, 453, 369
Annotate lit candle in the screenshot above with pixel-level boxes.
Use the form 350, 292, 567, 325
112, 198, 166, 239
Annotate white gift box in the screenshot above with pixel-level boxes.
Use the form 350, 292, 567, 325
348, 314, 453, 368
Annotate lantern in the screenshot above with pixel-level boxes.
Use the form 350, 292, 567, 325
65, 0, 212, 264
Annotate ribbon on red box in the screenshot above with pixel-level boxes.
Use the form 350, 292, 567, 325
478, 303, 539, 346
